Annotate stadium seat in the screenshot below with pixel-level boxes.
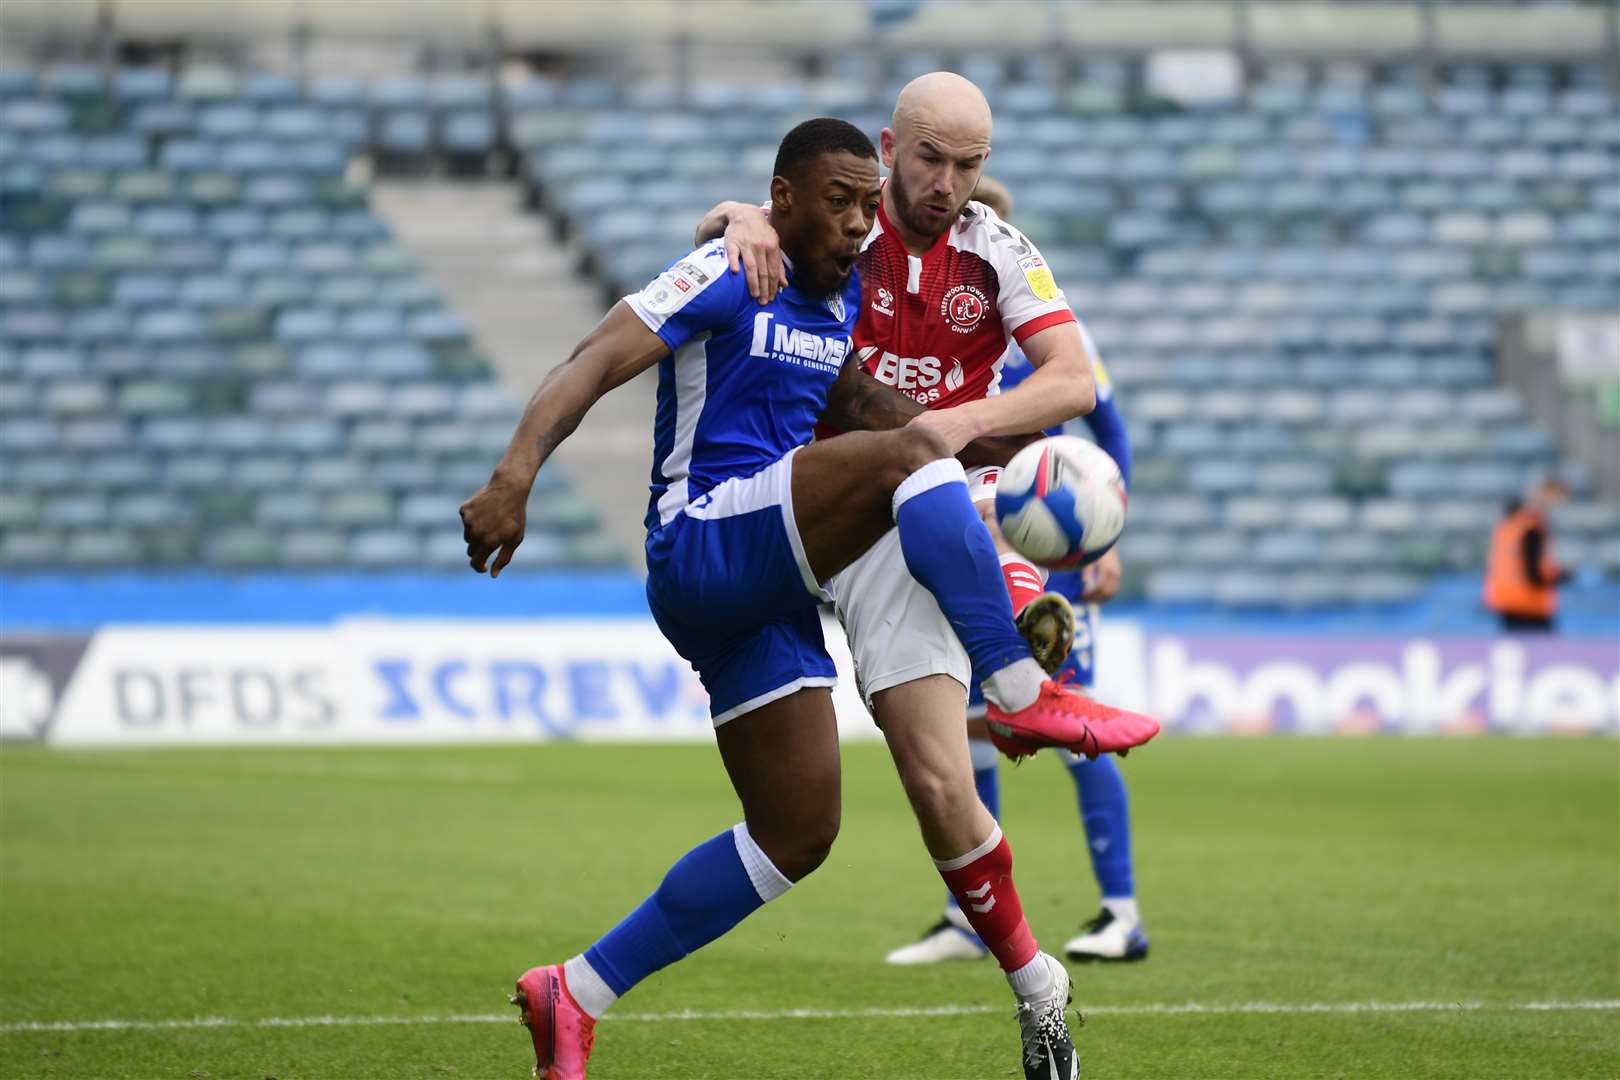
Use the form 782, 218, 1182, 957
1, 59, 1612, 588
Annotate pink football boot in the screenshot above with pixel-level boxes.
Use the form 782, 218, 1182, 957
986, 679, 1160, 761
512, 965, 596, 1079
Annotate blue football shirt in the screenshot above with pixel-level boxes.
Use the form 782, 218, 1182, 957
626, 240, 863, 533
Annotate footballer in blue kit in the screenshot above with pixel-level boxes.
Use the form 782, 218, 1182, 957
458, 119, 1160, 1080
637, 237, 860, 721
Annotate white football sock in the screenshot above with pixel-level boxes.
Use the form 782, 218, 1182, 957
1101, 897, 1140, 925
982, 657, 1045, 713
1007, 950, 1058, 1001
562, 954, 617, 1019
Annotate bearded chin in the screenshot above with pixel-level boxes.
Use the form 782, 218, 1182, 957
890, 173, 944, 237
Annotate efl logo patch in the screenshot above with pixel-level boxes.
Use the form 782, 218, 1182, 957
941, 284, 987, 334
1019, 255, 1058, 302
643, 286, 678, 314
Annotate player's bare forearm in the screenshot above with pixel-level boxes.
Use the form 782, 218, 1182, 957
694, 200, 759, 246
959, 432, 1042, 468
823, 365, 1038, 467
492, 364, 596, 488
958, 358, 1094, 438
959, 321, 1097, 437
492, 303, 668, 487
821, 366, 925, 433
463, 303, 667, 578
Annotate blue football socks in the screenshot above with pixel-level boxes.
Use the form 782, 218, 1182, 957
578, 824, 791, 1009
892, 459, 1033, 683
1066, 754, 1134, 899
973, 760, 1001, 819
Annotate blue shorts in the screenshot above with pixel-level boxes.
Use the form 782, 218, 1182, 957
645, 448, 836, 726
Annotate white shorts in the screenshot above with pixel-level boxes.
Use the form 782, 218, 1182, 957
828, 527, 970, 711
966, 464, 1001, 505
827, 468, 1002, 712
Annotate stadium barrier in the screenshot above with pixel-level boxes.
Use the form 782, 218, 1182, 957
3, 618, 1615, 746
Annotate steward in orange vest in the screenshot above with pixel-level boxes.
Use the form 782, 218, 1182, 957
1484, 480, 1569, 631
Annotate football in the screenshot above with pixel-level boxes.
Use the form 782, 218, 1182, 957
995, 435, 1127, 569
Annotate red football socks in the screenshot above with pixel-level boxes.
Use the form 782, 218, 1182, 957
935, 826, 1039, 972
1000, 554, 1046, 617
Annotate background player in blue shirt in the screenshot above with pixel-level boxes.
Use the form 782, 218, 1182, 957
459, 120, 1158, 1080
888, 177, 1149, 968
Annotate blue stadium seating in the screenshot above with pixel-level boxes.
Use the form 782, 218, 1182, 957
2, 58, 1615, 594
0, 67, 618, 571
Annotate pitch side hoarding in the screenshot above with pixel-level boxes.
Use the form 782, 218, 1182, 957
4, 621, 1615, 746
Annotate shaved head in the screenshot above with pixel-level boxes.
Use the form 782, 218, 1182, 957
893, 71, 992, 148
881, 72, 994, 251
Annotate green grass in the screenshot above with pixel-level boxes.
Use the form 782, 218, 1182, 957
1, 738, 1616, 1079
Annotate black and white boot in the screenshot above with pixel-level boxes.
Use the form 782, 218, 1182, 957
1014, 952, 1079, 1080
1065, 905, 1150, 963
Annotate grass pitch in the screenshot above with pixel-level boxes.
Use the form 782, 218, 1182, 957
1, 737, 1615, 1079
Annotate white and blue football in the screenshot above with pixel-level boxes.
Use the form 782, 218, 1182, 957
995, 435, 1127, 569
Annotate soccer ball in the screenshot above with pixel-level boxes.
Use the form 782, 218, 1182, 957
995, 436, 1127, 569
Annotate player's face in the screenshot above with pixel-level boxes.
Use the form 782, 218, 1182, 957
794, 151, 881, 293
884, 121, 990, 241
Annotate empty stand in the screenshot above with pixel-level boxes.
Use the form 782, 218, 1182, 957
1, 55, 1615, 603
0, 66, 620, 570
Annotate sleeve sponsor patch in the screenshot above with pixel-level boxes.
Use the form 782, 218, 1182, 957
1019, 254, 1058, 303
640, 257, 718, 316
673, 260, 711, 285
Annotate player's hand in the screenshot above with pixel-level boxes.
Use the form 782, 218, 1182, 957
1080, 548, 1122, 603
906, 406, 982, 456
459, 476, 529, 578
722, 206, 785, 303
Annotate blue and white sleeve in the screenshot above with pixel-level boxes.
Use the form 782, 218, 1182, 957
623, 240, 745, 354
1081, 355, 1132, 488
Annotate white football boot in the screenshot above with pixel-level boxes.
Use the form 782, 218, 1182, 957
1064, 905, 1150, 963
884, 914, 989, 965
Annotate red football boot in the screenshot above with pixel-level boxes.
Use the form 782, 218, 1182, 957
986, 679, 1160, 761
512, 965, 596, 1079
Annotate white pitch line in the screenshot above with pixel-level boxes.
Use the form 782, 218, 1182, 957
2, 1000, 1617, 1034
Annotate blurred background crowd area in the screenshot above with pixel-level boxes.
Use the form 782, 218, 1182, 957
0, 0, 1616, 633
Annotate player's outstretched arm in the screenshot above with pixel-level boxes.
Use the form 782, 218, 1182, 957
909, 322, 1096, 456
820, 358, 1039, 467
459, 303, 668, 577
694, 201, 785, 303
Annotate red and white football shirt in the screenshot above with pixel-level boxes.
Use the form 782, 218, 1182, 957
850, 193, 1076, 409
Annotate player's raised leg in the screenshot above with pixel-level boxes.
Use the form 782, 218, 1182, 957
518, 686, 838, 1078
789, 424, 1158, 759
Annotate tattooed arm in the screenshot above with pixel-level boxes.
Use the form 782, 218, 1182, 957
820, 360, 1042, 468
460, 302, 667, 577
819, 359, 925, 433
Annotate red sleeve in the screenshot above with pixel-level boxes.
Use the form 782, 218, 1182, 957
1012, 308, 1076, 345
